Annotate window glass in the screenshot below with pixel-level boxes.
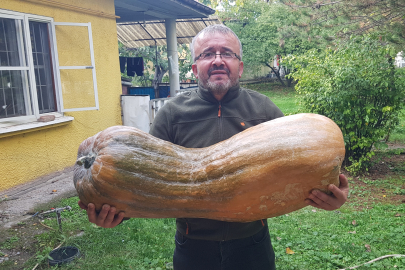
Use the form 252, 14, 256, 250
55, 25, 91, 67
29, 21, 56, 114
60, 69, 95, 109
0, 18, 28, 118
0, 18, 20, 67
0, 70, 27, 118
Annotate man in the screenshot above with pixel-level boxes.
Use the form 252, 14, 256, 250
79, 24, 349, 270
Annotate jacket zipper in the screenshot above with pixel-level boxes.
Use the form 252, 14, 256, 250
218, 102, 223, 140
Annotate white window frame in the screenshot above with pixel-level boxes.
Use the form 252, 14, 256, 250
0, 12, 33, 122
0, 8, 99, 126
52, 22, 99, 112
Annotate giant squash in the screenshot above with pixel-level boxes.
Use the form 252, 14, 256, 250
74, 113, 345, 222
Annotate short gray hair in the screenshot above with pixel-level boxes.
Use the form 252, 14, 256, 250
190, 24, 243, 62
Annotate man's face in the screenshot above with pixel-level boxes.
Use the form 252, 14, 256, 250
191, 32, 244, 98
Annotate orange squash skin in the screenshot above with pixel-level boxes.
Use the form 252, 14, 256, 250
74, 113, 345, 222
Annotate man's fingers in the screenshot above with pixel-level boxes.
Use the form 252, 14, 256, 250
308, 189, 337, 210
96, 204, 111, 224
78, 200, 88, 210
309, 190, 331, 205
339, 174, 349, 188
328, 174, 349, 203
81, 202, 125, 228
111, 212, 126, 227
306, 174, 349, 211
328, 184, 345, 202
87, 203, 98, 223
104, 207, 117, 225
305, 199, 332, 210
309, 190, 330, 204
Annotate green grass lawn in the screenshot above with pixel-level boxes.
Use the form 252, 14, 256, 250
3, 192, 403, 270
245, 82, 300, 115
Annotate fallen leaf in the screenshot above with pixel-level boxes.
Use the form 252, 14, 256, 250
365, 244, 371, 252
395, 213, 401, 217
286, 247, 295, 254
348, 231, 356, 234
352, 220, 357, 226
312, 209, 317, 212
52, 190, 57, 192
277, 237, 282, 241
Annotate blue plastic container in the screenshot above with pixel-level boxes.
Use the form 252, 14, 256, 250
129, 87, 155, 99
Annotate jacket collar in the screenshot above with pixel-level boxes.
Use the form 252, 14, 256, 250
197, 83, 241, 104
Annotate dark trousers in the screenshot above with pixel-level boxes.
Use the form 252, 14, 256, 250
173, 226, 276, 270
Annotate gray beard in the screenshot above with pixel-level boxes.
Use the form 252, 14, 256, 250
206, 79, 231, 96
201, 77, 240, 97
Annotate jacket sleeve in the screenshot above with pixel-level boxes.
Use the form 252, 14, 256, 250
264, 96, 284, 121
149, 102, 173, 143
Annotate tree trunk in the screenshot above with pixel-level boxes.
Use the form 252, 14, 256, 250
285, 68, 294, 87
265, 63, 285, 87
286, 77, 293, 87
153, 65, 168, 98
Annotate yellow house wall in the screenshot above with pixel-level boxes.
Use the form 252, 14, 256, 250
0, 0, 122, 191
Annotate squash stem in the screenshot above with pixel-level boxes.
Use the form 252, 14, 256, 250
76, 154, 96, 169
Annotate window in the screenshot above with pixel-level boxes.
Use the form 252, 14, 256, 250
30, 21, 56, 114
0, 17, 30, 118
0, 15, 57, 120
0, 9, 99, 126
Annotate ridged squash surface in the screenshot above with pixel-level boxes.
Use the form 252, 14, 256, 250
74, 113, 345, 222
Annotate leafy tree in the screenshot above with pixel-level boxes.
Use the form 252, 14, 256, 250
217, 0, 321, 86
286, 36, 405, 173
118, 42, 194, 95
281, 0, 405, 49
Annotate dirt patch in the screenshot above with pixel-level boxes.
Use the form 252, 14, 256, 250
343, 144, 405, 209
367, 152, 405, 180
345, 177, 405, 207
0, 167, 76, 228
0, 221, 49, 269
0, 167, 77, 269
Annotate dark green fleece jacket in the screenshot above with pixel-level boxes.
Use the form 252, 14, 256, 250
149, 84, 284, 241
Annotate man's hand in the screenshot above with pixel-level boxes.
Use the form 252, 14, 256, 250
78, 201, 125, 228
305, 174, 349, 211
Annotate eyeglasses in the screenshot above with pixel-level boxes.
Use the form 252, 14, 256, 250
195, 52, 241, 62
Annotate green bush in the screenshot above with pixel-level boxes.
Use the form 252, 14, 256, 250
285, 36, 405, 173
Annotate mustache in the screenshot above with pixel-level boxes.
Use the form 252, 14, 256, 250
208, 67, 230, 77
